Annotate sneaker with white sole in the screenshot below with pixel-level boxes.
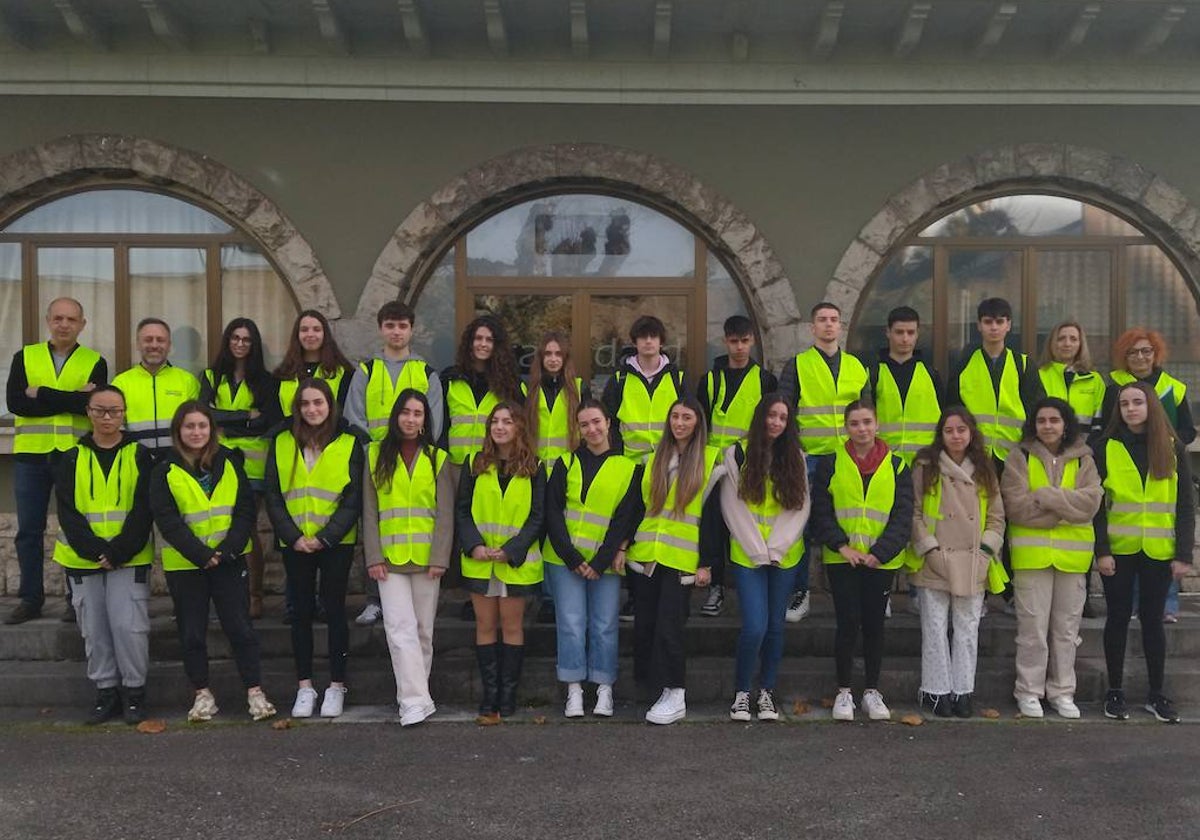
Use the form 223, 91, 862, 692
884, 596, 892, 619
646, 687, 686, 725
320, 685, 346, 718
355, 603, 382, 626
757, 689, 779, 722
187, 688, 219, 723
1145, 693, 1180, 723
247, 689, 277, 721
862, 689, 891, 721
291, 686, 319, 718
564, 683, 585, 718
832, 688, 855, 721
785, 591, 810, 623
1050, 697, 1080, 720
700, 585, 724, 617
729, 690, 752, 721
1016, 696, 1044, 718
400, 701, 436, 727
593, 684, 614, 717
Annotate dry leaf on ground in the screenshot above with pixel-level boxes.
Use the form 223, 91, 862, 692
900, 714, 924, 726
792, 701, 810, 716
136, 719, 167, 734
820, 697, 834, 709
981, 708, 1001, 719
271, 719, 292, 730
532, 715, 547, 725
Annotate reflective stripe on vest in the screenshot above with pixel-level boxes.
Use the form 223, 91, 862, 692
53, 442, 152, 570
446, 380, 501, 465
279, 366, 349, 417
14, 344, 101, 454
823, 446, 904, 570
615, 370, 681, 462
273, 431, 358, 545
369, 442, 447, 567
1010, 456, 1095, 573
535, 378, 581, 467
161, 460, 251, 572
112, 364, 200, 451
543, 452, 637, 572
958, 349, 1026, 462
1110, 369, 1188, 429
462, 456, 542, 585
873, 362, 940, 466
204, 370, 270, 480
794, 348, 868, 456
627, 446, 721, 574
360, 359, 429, 440
706, 366, 764, 450
1103, 439, 1176, 561
1039, 363, 1106, 430
729, 474, 805, 570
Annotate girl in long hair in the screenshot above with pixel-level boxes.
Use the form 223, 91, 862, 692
274, 310, 355, 416
442, 316, 525, 466
1038, 320, 1106, 440
910, 406, 1005, 718
721, 394, 810, 722
526, 331, 589, 467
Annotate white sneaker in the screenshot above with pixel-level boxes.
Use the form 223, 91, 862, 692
785, 591, 810, 623
862, 689, 891, 721
355, 603, 382, 625
247, 689, 277, 721
1017, 696, 1044, 718
1050, 697, 1080, 720
756, 689, 779, 722
564, 683, 585, 718
187, 688, 219, 722
320, 685, 347, 718
400, 701, 436, 726
291, 686, 319, 718
593, 684, 614, 717
884, 597, 892, 619
646, 687, 686, 725
832, 688, 855, 721
729, 690, 752, 721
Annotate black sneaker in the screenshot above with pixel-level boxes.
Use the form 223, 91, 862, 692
123, 687, 147, 725
619, 596, 635, 623
4, 602, 42, 625
86, 688, 122, 726
700, 585, 724, 617
756, 688, 779, 722
920, 691, 952, 718
952, 692, 973, 719
1104, 689, 1130, 720
1145, 693, 1181, 724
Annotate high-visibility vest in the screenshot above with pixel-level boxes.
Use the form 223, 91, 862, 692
794, 348, 868, 456
543, 451, 637, 574
368, 443, 447, 568
1102, 439, 1177, 561
278, 365, 349, 417
160, 459, 252, 572
906, 468, 989, 573
1039, 363, 1106, 431
359, 359, 429, 441
445, 379, 503, 465
14, 343, 101, 454
204, 370, 270, 480
534, 378, 583, 467
461, 456, 542, 585
113, 364, 200, 451
272, 430, 359, 545
614, 368, 682, 462
1110, 369, 1188, 429
823, 446, 905, 570
729, 475, 805, 570
705, 366, 764, 450
1010, 455, 1095, 573
53, 442, 152, 570
628, 446, 721, 574
873, 362, 940, 466
958, 349, 1027, 462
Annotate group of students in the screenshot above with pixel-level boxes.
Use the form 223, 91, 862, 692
5, 292, 1192, 728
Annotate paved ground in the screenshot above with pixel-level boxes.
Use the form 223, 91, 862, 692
1, 709, 1197, 840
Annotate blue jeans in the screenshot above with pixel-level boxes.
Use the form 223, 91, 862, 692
545, 562, 621, 685
15, 458, 57, 608
1165, 579, 1180, 617
731, 562, 799, 691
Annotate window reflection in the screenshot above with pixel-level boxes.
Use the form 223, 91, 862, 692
920, 194, 1141, 238
8, 189, 233, 235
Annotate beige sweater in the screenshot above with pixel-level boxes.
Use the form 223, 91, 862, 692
1000, 439, 1103, 530
719, 445, 811, 566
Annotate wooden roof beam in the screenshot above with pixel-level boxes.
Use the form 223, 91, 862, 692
139, 1, 190, 51
812, 2, 844, 60
974, 3, 1017, 57
1055, 2, 1099, 56
570, 0, 589, 59
894, 3, 932, 59
653, 1, 672, 60
311, 0, 348, 54
398, 0, 430, 58
483, 0, 508, 57
1132, 4, 1185, 55
53, 0, 108, 50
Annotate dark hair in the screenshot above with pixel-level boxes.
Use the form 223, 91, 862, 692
843, 398, 876, 420
976, 297, 1012, 321
811, 301, 841, 318
1103, 381, 1177, 480
377, 300, 416, 327
887, 306, 920, 327
274, 309, 353, 380
455, 316, 522, 403
87, 384, 126, 406
372, 388, 437, 490
169, 400, 221, 471
289, 378, 340, 451
210, 318, 271, 407
526, 331, 581, 451
575, 397, 614, 450
739, 394, 807, 510
135, 317, 170, 335
629, 315, 667, 343
915, 406, 1000, 500
473, 401, 539, 478
723, 315, 753, 338
1021, 397, 1080, 450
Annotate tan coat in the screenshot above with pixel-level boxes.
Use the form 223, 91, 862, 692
1000, 439, 1103, 531
911, 452, 1006, 597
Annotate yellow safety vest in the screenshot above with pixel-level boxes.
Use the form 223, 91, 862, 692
534, 378, 583, 467
615, 368, 682, 462
359, 359, 430, 441
461, 456, 543, 586
824, 446, 904, 570
705, 366, 764, 451
905, 469, 989, 573
958, 349, 1027, 462
1039, 363, 1106, 431
1010, 456, 1095, 573
14, 343, 101, 454
873, 362, 940, 466
445, 379, 502, 466
729, 475, 805, 570
628, 446, 721, 574
278, 366, 349, 417
368, 443, 447, 568
794, 348, 868, 456
160, 459, 252, 572
1103, 439, 1177, 561
53, 442, 152, 570
272, 430, 359, 545
1110, 369, 1188, 429
543, 451, 637, 574
112, 364, 200, 450
204, 370, 270, 480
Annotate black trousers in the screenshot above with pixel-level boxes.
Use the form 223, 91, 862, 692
1101, 552, 1173, 695
166, 558, 262, 690
283, 545, 354, 683
633, 566, 691, 691
827, 563, 894, 689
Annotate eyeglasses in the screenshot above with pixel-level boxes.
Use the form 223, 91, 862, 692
87, 407, 125, 418
229, 336, 253, 345
1126, 347, 1155, 358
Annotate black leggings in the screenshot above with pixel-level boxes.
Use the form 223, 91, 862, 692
827, 563, 894, 689
167, 559, 262, 690
283, 545, 354, 683
1101, 552, 1173, 694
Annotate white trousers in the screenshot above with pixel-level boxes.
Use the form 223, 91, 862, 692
1012, 567, 1086, 702
919, 588, 983, 696
377, 572, 441, 713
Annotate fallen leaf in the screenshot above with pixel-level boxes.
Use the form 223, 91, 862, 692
136, 719, 167, 734
475, 713, 502, 727
820, 697, 834, 709
900, 714, 924, 726
981, 708, 1001, 719
532, 715, 546, 725
271, 719, 292, 730
792, 701, 810, 716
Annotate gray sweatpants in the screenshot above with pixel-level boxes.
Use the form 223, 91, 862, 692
69, 566, 151, 690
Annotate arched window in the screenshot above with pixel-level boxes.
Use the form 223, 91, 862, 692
849, 193, 1200, 394
0, 187, 299, 414
413, 191, 754, 392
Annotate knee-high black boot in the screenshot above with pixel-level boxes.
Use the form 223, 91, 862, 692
476, 643, 500, 716
498, 643, 525, 717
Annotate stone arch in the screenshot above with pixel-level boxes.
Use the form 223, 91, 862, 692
0, 133, 339, 316
355, 142, 801, 369
824, 143, 1200, 318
